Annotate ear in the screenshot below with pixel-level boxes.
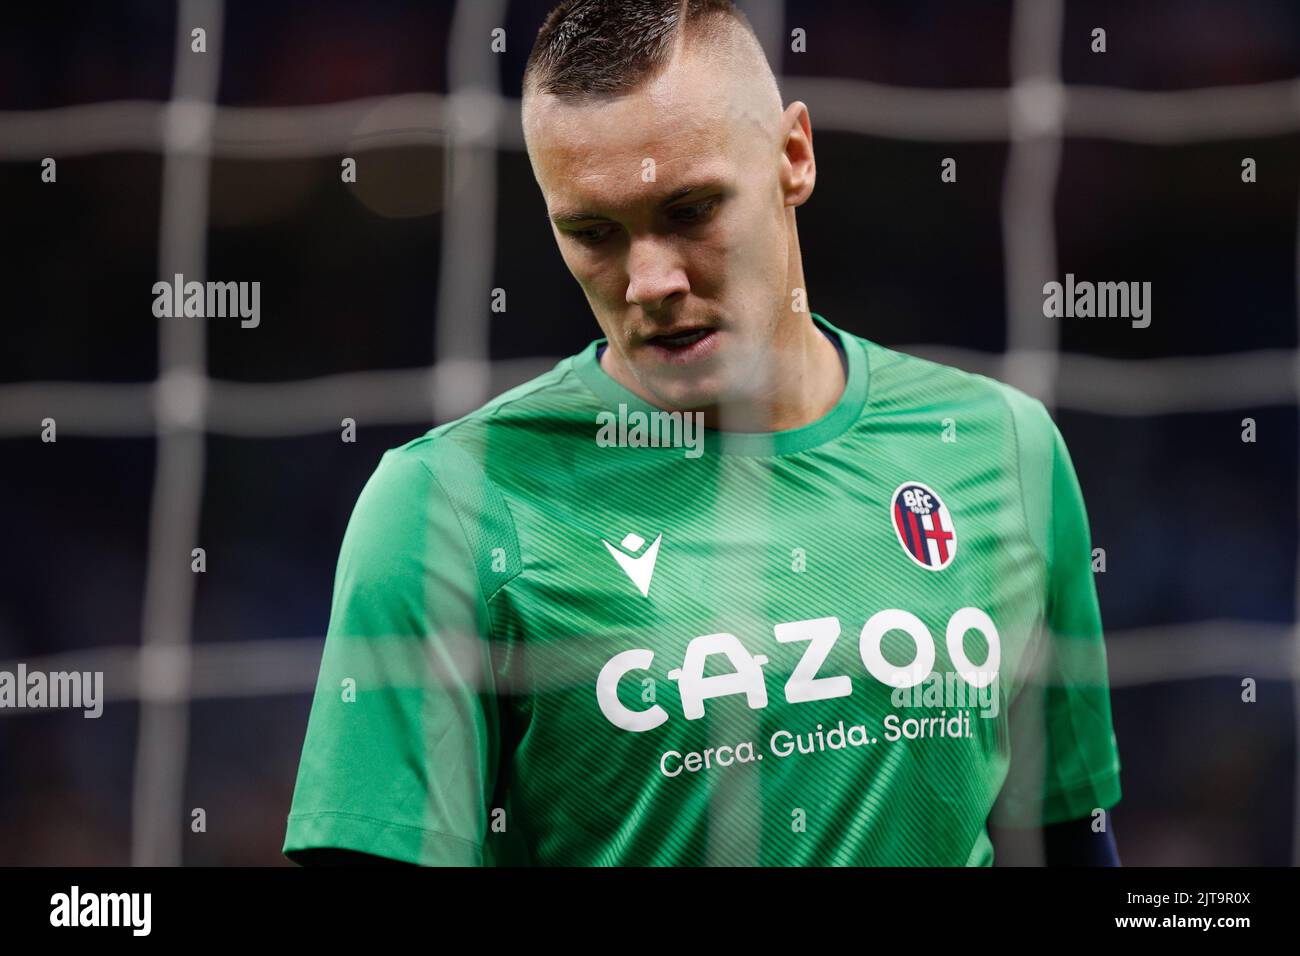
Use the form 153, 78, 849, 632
779, 101, 815, 208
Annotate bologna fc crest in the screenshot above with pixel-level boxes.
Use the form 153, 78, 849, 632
891, 481, 957, 571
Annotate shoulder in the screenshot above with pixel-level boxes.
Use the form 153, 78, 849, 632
341, 354, 596, 573
391, 352, 595, 472
356, 350, 585, 486
853, 334, 1058, 444
852, 335, 1030, 419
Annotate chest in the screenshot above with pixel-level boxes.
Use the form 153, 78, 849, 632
493, 451, 1045, 729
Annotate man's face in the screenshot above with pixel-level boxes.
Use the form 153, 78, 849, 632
524, 43, 804, 412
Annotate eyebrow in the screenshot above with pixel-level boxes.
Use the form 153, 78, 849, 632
549, 181, 725, 227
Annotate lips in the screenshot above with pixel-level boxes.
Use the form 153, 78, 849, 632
643, 326, 720, 365
650, 328, 713, 348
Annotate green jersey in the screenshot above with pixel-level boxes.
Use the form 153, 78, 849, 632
283, 313, 1121, 866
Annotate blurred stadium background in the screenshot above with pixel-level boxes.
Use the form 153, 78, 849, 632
1, 0, 1298, 865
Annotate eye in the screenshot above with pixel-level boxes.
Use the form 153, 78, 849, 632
566, 223, 616, 246
671, 197, 721, 225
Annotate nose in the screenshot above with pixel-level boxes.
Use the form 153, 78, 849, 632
625, 235, 689, 313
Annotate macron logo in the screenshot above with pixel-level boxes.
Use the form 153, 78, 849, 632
603, 532, 663, 598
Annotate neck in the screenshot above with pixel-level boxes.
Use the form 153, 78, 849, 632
709, 313, 844, 432
709, 219, 844, 431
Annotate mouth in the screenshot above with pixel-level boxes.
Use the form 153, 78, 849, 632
643, 326, 720, 364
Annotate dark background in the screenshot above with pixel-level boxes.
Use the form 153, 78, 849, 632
0, 0, 1297, 865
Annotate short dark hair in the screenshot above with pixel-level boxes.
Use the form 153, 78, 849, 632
524, 0, 757, 97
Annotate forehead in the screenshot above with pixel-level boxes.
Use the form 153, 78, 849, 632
525, 49, 766, 211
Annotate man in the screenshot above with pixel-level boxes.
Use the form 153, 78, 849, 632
284, 0, 1122, 866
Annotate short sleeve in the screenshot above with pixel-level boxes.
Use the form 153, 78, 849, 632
283, 447, 502, 865
992, 391, 1123, 827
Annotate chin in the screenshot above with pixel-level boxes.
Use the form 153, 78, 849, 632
642, 377, 724, 413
